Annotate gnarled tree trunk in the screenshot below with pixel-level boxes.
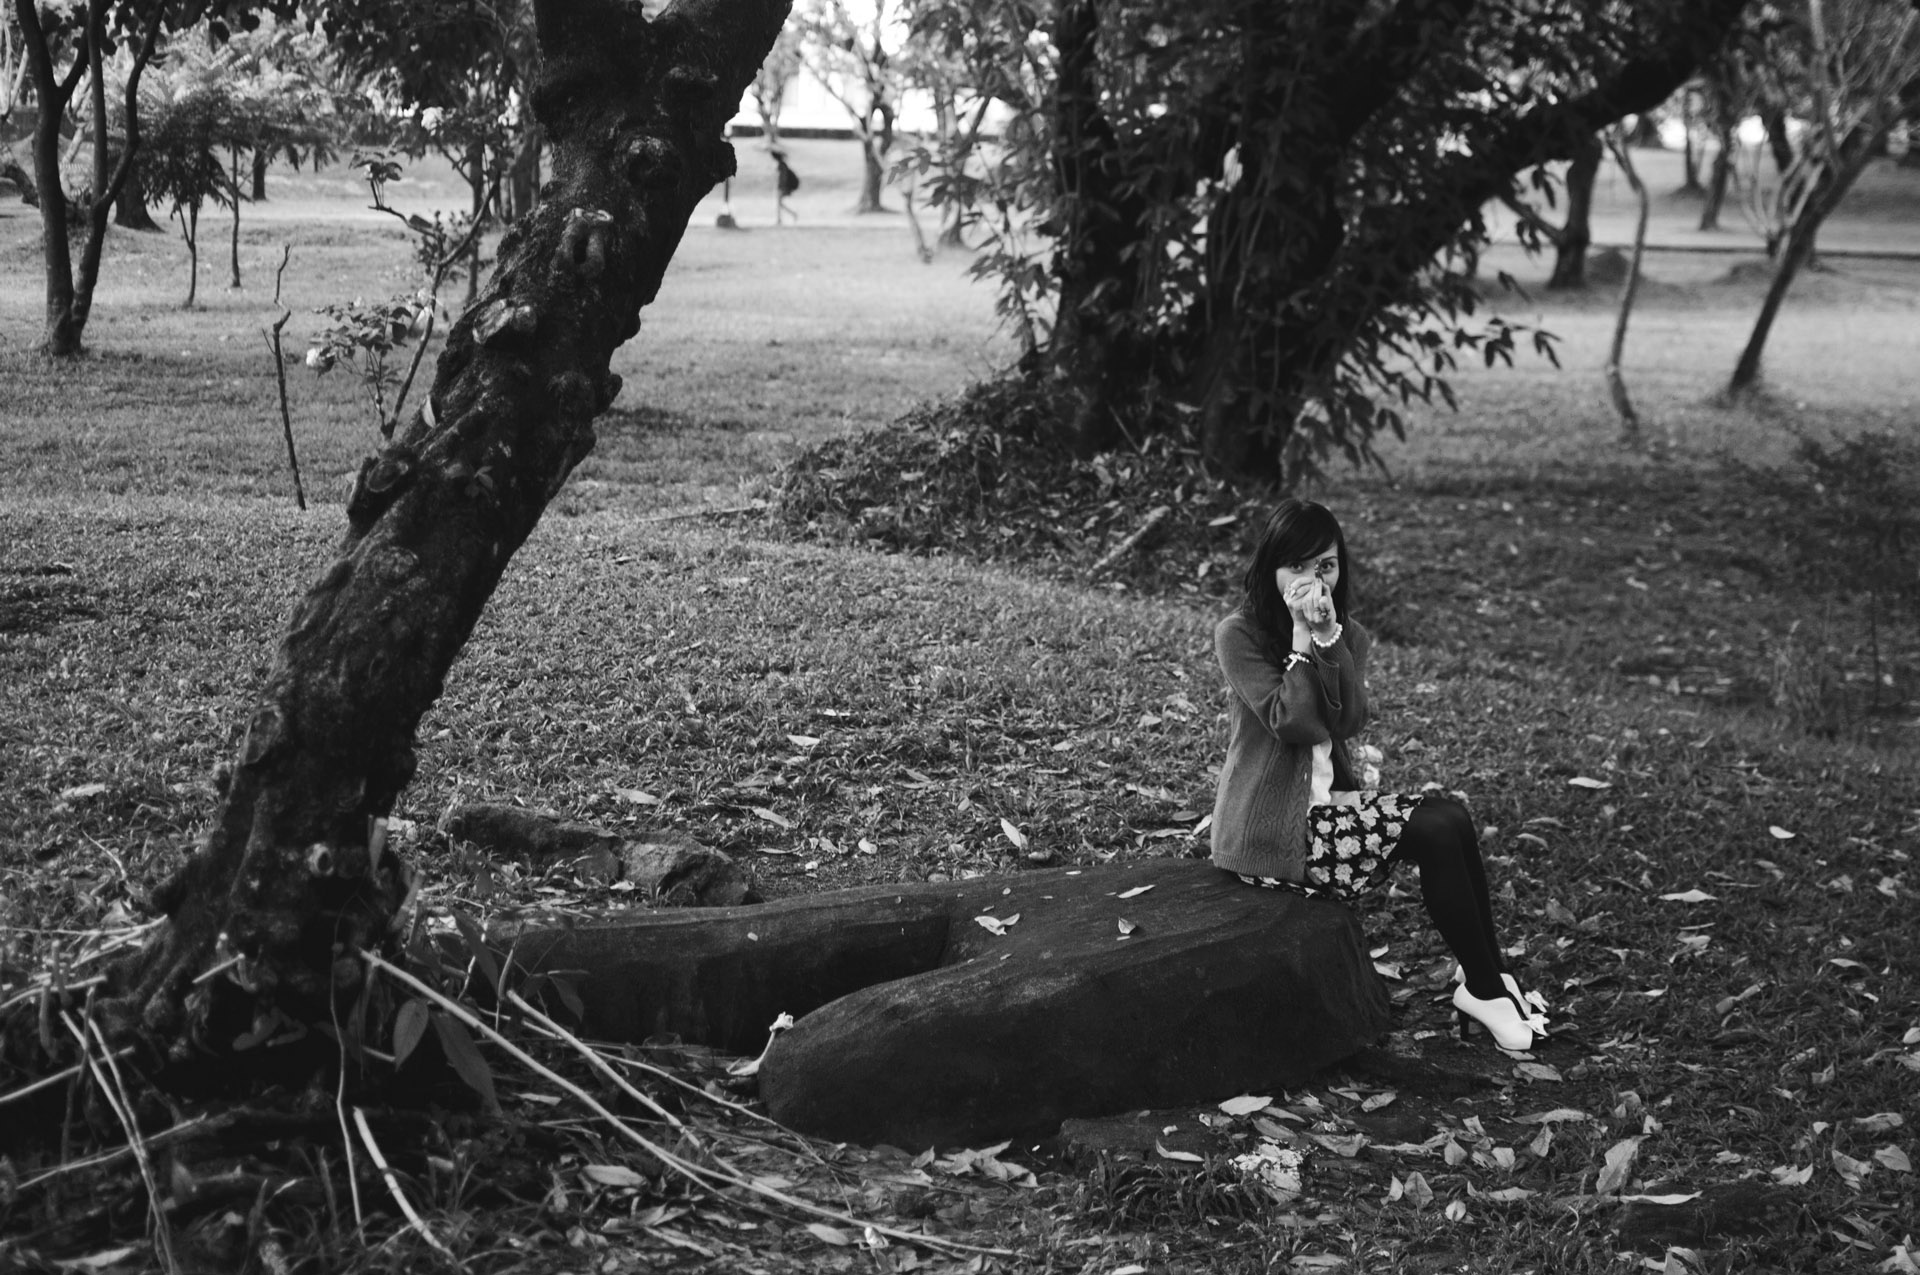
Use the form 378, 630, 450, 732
61, 0, 790, 1081
1547, 131, 1603, 289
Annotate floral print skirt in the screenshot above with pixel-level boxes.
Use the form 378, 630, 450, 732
1236, 791, 1432, 904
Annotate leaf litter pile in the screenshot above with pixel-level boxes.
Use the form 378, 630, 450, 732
3, 461, 1919, 1274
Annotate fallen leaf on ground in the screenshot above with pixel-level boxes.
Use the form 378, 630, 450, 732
1659, 889, 1717, 903
974, 915, 1006, 936
1597, 1137, 1641, 1196
1517, 1108, 1591, 1124
1156, 1140, 1204, 1163
1310, 1132, 1368, 1157
1879, 1243, 1920, 1274
1117, 918, 1137, 937
1768, 826, 1796, 840
1401, 1171, 1434, 1208
806, 1223, 853, 1246
1874, 1146, 1911, 1172
1218, 1094, 1273, 1117
1568, 777, 1611, 789
1117, 884, 1156, 899
1000, 818, 1027, 850
582, 1164, 647, 1188
633, 1203, 690, 1227
752, 806, 792, 828
1832, 1148, 1874, 1187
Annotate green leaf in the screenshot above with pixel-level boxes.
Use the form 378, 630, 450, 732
431, 1011, 499, 1113
392, 998, 429, 1068
550, 974, 585, 1022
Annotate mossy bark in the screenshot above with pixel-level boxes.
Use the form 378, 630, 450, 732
82, 0, 791, 1079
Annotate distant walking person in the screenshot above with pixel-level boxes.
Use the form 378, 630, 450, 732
773, 148, 800, 224
716, 122, 740, 229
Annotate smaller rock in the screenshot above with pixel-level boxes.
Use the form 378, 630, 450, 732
1614, 1180, 1803, 1253
443, 802, 620, 861
621, 831, 757, 906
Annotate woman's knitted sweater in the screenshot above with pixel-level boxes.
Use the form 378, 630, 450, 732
1208, 610, 1372, 882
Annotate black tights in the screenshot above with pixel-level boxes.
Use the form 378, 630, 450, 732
1389, 797, 1508, 1001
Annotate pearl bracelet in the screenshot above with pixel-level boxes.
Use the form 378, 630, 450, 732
1310, 621, 1344, 649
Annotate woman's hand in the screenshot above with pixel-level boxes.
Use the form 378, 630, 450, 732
1285, 578, 1338, 644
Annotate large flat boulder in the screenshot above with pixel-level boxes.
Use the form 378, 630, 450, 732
758, 860, 1389, 1149
503, 859, 1390, 1149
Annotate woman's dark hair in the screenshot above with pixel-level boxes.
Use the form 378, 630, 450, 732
1243, 499, 1352, 652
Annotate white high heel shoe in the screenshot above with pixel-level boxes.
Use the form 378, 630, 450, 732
1452, 983, 1536, 1052
1454, 966, 1550, 1033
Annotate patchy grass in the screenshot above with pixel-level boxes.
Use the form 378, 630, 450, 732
0, 196, 1001, 515
3, 148, 1920, 1273
4, 473, 1917, 1272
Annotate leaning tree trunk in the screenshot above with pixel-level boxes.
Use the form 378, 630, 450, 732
70, 0, 791, 1081
1603, 132, 1650, 449
1547, 130, 1602, 289
1730, 98, 1908, 394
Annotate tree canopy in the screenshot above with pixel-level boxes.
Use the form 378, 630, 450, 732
915, 0, 1751, 483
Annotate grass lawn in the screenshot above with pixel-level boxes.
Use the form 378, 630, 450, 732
2, 142, 1918, 1273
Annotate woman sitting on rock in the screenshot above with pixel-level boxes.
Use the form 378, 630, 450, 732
1209, 498, 1549, 1051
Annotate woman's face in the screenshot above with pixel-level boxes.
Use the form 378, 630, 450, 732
1274, 543, 1340, 610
